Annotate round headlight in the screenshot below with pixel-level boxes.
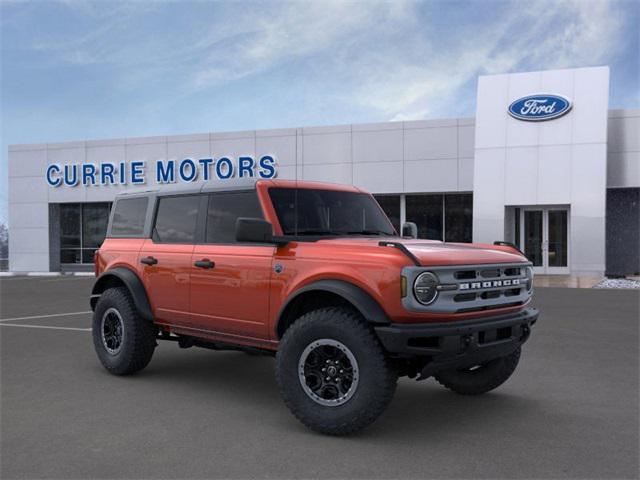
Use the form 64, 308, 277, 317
413, 271, 439, 305
525, 266, 534, 293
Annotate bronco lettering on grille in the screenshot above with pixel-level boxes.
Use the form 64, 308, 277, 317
459, 279, 521, 290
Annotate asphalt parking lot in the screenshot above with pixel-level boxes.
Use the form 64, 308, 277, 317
1, 276, 638, 479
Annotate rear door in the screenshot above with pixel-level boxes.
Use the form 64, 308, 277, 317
190, 190, 274, 341
139, 194, 204, 325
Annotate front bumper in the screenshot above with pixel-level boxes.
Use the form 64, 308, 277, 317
374, 308, 538, 379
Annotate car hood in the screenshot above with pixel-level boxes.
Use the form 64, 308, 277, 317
315, 237, 527, 266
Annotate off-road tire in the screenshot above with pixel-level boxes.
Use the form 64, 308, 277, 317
276, 307, 397, 436
92, 287, 157, 375
434, 348, 521, 395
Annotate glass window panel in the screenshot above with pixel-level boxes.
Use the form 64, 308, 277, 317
206, 191, 264, 244
82, 248, 98, 264
60, 204, 81, 248
548, 210, 568, 267
406, 194, 443, 240
269, 188, 395, 236
111, 197, 148, 236
60, 249, 81, 264
82, 203, 111, 248
524, 210, 543, 266
373, 195, 400, 233
444, 194, 473, 243
153, 195, 200, 244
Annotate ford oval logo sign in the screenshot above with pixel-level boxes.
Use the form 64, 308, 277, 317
508, 94, 572, 121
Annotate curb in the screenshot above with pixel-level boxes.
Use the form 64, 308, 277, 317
0, 272, 95, 278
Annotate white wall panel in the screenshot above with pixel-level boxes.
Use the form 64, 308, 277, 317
538, 145, 572, 204
404, 127, 457, 160
404, 159, 457, 192
302, 163, 351, 184
458, 125, 475, 158
7, 227, 49, 254
210, 137, 255, 158
504, 147, 537, 205
11, 176, 48, 203
607, 116, 640, 153
458, 157, 474, 191
303, 133, 351, 165
9, 202, 48, 229
353, 161, 403, 193
256, 135, 296, 166
607, 152, 640, 188
353, 129, 403, 163
8, 148, 47, 178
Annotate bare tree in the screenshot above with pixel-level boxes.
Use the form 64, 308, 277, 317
0, 222, 8, 260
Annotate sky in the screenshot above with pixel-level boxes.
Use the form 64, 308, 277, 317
0, 0, 638, 225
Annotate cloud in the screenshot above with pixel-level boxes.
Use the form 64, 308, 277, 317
3, 0, 631, 122
349, 0, 626, 121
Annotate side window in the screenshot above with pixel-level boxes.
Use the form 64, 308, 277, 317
206, 191, 264, 244
110, 197, 148, 237
153, 195, 200, 244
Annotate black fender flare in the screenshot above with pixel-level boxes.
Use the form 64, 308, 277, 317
90, 267, 154, 321
276, 279, 391, 337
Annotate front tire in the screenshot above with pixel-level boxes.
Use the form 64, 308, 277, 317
434, 348, 521, 395
276, 307, 397, 435
92, 287, 157, 375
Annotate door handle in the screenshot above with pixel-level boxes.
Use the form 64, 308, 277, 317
140, 256, 158, 266
194, 259, 215, 269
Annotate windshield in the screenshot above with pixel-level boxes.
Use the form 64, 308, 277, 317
269, 188, 397, 237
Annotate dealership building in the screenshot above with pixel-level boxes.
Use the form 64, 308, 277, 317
7, 66, 640, 276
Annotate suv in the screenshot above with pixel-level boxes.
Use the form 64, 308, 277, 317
91, 179, 538, 435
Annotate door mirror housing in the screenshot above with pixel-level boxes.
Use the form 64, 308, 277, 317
401, 222, 418, 239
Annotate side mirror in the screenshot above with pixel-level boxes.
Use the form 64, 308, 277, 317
401, 222, 418, 239
236, 218, 274, 243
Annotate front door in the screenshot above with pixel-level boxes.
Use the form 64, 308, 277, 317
189, 191, 274, 343
519, 207, 569, 274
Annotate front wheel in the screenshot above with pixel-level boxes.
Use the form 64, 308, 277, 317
92, 287, 157, 375
276, 307, 397, 436
434, 348, 521, 395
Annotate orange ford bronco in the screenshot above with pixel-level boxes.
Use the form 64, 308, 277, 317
91, 179, 538, 435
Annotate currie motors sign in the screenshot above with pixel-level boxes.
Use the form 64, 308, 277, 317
45, 155, 277, 187
508, 94, 572, 121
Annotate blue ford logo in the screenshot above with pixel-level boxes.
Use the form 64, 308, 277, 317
508, 94, 572, 121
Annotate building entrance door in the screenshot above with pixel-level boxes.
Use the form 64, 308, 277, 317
519, 207, 569, 274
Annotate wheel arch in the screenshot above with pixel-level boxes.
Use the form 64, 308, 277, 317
275, 279, 390, 339
90, 267, 153, 322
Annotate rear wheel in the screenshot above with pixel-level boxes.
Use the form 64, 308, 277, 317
92, 287, 157, 375
276, 307, 397, 435
434, 348, 521, 395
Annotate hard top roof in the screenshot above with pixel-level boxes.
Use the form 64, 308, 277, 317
113, 179, 364, 200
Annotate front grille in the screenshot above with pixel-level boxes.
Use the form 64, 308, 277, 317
402, 262, 533, 314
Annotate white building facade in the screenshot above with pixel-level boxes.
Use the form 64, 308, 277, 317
8, 66, 640, 276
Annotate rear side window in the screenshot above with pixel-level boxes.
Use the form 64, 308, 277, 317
206, 191, 264, 243
110, 197, 148, 237
153, 195, 200, 244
